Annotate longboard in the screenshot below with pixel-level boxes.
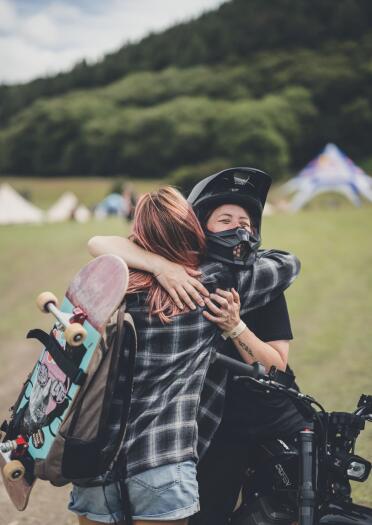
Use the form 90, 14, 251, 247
0, 254, 129, 510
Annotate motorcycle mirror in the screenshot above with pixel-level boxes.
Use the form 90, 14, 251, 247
357, 394, 372, 410
346, 455, 371, 482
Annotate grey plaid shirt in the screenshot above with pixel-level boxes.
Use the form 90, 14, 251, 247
120, 250, 300, 477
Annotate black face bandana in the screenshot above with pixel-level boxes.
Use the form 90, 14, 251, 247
205, 227, 261, 267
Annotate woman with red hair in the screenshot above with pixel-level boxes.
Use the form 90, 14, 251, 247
71, 186, 300, 525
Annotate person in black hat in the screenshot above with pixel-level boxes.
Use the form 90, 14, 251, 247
187, 167, 269, 267
186, 168, 305, 525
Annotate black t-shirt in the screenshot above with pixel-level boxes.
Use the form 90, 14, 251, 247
218, 293, 305, 441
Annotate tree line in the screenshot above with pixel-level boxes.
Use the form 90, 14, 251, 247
0, 0, 372, 179
1, 0, 371, 121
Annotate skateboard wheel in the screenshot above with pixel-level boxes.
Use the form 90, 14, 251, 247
36, 291, 59, 313
65, 323, 87, 346
3, 460, 25, 482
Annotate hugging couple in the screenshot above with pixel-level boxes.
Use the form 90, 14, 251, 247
69, 168, 303, 525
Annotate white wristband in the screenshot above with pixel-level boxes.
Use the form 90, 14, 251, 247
221, 320, 247, 340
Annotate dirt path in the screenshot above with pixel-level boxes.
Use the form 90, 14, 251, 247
0, 341, 74, 525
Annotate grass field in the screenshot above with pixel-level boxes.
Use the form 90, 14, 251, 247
0, 199, 371, 507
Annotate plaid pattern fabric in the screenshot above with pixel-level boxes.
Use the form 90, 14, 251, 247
197, 249, 302, 459
119, 253, 300, 477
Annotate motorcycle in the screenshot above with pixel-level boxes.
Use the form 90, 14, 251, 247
213, 352, 372, 525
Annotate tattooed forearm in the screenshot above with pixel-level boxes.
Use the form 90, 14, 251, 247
237, 339, 255, 360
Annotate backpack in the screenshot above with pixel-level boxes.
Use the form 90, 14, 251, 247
9, 303, 137, 487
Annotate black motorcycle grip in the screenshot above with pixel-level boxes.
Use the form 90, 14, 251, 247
213, 352, 266, 379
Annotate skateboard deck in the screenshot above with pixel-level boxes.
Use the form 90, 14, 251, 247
0, 254, 129, 510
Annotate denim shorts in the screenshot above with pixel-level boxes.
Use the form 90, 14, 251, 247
68, 460, 200, 523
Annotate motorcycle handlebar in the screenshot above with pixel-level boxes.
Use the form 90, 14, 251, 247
212, 352, 321, 423
213, 352, 267, 379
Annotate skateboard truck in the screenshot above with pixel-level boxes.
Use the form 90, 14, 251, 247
0, 435, 28, 455
71, 307, 88, 325
36, 292, 88, 347
0, 436, 28, 482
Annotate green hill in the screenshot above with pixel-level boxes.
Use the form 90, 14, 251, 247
1, 0, 372, 178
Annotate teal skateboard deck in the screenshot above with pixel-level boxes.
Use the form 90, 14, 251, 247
0, 254, 129, 510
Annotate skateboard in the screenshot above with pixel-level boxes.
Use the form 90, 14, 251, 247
0, 254, 129, 510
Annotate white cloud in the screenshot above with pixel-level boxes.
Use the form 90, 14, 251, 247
22, 12, 62, 48
0, 34, 83, 82
0, 0, 16, 31
0, 0, 226, 84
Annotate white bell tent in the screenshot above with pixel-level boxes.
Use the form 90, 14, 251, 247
282, 144, 372, 211
0, 183, 44, 224
74, 204, 91, 223
47, 192, 92, 223
47, 192, 79, 222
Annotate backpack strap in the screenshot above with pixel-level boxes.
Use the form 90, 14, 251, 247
119, 477, 133, 525
27, 329, 87, 386
116, 310, 137, 525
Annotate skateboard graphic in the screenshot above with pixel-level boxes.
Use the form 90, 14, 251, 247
0, 254, 129, 511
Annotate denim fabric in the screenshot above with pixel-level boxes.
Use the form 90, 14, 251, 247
68, 460, 199, 522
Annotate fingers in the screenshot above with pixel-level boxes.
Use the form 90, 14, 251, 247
204, 297, 227, 316
176, 285, 197, 310
183, 268, 209, 297
167, 288, 185, 310
231, 288, 240, 305
202, 310, 225, 323
203, 289, 241, 333
209, 293, 229, 308
160, 273, 236, 312
183, 282, 206, 308
185, 267, 202, 277
187, 277, 210, 298
215, 288, 234, 304
166, 280, 209, 311
215, 287, 241, 308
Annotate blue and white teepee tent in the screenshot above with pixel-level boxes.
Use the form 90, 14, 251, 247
282, 144, 372, 211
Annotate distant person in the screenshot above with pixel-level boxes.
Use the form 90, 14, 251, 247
121, 183, 137, 221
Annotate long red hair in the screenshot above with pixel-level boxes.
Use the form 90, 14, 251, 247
127, 186, 206, 323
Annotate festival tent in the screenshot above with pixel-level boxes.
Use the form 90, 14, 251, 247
74, 204, 91, 223
47, 192, 92, 223
281, 144, 372, 211
263, 202, 274, 216
47, 192, 79, 222
0, 183, 44, 224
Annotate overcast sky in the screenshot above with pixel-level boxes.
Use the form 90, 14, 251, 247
0, 0, 226, 85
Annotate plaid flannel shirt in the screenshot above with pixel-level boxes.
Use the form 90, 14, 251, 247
117, 250, 300, 477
